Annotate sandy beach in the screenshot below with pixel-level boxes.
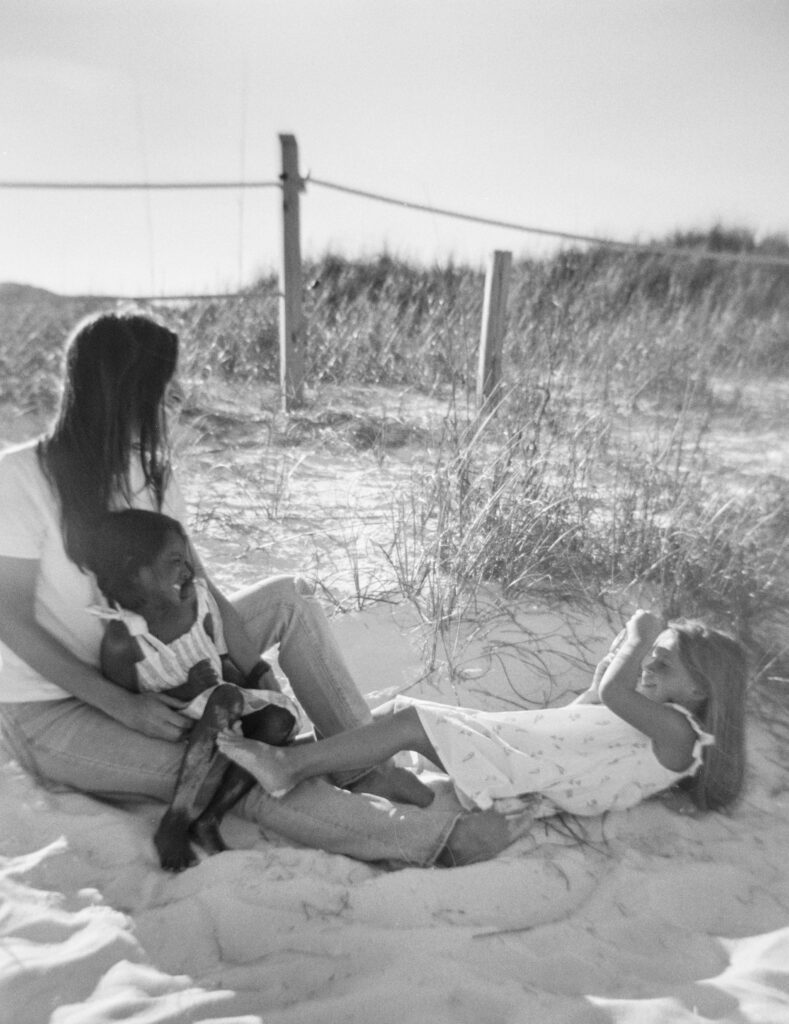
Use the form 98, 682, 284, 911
3, 588, 789, 1022
2, 398, 789, 1024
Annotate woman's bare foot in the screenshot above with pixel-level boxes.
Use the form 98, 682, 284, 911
216, 732, 294, 797
438, 807, 534, 867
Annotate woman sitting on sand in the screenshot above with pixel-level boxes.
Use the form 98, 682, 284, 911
0, 309, 528, 870
218, 610, 747, 819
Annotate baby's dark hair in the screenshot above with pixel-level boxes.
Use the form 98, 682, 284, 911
89, 509, 186, 612
669, 618, 748, 812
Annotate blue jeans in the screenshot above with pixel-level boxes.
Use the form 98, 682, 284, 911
0, 576, 460, 866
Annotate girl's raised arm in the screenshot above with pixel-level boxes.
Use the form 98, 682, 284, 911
597, 610, 700, 772
571, 628, 627, 704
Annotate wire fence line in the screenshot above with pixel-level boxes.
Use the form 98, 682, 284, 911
37, 292, 265, 304
309, 177, 789, 270
0, 180, 280, 191
1, 178, 283, 301
3, 170, 789, 302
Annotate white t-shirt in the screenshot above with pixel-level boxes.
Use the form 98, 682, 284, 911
0, 440, 187, 702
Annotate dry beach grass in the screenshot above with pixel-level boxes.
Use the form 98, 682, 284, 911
3, 235, 788, 706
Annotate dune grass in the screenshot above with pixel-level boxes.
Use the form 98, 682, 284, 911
2, 232, 788, 700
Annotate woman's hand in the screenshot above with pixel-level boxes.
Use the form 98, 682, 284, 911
114, 690, 193, 741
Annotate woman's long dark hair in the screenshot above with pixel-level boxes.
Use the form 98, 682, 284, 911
37, 310, 179, 569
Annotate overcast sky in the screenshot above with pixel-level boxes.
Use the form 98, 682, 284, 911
1, 0, 787, 296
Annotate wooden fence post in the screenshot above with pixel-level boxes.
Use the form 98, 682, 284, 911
279, 134, 305, 410
477, 250, 512, 408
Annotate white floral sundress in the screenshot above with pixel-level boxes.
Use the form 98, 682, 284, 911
393, 695, 714, 817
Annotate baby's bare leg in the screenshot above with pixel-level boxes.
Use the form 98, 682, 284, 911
154, 684, 243, 871
191, 703, 297, 853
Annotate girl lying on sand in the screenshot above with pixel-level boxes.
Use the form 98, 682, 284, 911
88, 509, 300, 870
218, 610, 747, 825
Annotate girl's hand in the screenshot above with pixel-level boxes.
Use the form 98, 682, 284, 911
575, 620, 650, 704
592, 622, 641, 686
598, 610, 699, 772
595, 610, 662, 702
116, 690, 193, 741
625, 609, 663, 648
605, 626, 627, 657
591, 652, 615, 689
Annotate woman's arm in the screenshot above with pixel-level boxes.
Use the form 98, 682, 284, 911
597, 610, 698, 772
0, 556, 191, 741
186, 542, 261, 676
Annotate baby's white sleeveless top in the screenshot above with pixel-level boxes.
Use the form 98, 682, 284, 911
91, 580, 297, 723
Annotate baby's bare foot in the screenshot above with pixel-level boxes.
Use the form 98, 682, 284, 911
154, 810, 199, 872
190, 816, 229, 855
203, 683, 244, 731
216, 734, 294, 797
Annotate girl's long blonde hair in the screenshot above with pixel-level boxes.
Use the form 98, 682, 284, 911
670, 619, 747, 810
